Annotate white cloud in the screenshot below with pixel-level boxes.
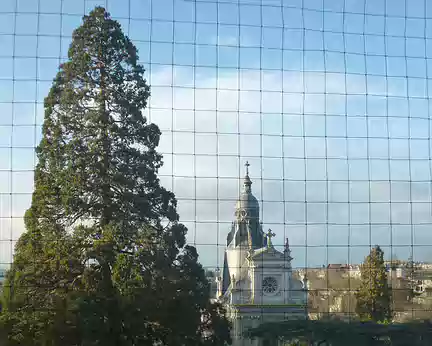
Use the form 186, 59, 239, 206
2, 65, 432, 269
210, 35, 239, 46
144, 66, 432, 268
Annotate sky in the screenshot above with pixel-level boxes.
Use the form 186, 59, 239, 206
1, 0, 432, 270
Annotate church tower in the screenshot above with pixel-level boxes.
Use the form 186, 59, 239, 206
224, 162, 266, 282
215, 162, 308, 346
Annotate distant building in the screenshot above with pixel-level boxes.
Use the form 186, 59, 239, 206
326, 264, 361, 279
418, 263, 432, 270
327, 264, 347, 271
412, 270, 432, 294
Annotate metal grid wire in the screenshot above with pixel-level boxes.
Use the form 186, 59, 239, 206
1, 0, 432, 333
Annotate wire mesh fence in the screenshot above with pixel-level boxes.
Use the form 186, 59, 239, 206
1, 0, 432, 343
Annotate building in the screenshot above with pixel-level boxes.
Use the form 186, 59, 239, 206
214, 162, 308, 346
412, 269, 432, 294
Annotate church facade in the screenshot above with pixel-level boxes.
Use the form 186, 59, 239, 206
214, 163, 308, 346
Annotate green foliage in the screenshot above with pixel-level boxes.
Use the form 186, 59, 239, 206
355, 246, 392, 323
246, 319, 432, 346
1, 7, 230, 346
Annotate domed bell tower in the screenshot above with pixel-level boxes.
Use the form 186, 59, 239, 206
225, 162, 265, 281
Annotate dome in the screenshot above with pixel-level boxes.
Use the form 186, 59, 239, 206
235, 191, 260, 219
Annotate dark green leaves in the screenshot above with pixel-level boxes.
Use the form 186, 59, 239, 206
247, 319, 432, 346
356, 246, 392, 323
1, 6, 230, 346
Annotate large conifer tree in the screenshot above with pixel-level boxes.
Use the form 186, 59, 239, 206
0, 7, 230, 346
355, 246, 392, 323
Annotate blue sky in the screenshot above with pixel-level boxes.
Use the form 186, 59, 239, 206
1, 0, 432, 270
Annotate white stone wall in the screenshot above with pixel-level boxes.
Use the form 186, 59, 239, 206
226, 246, 248, 281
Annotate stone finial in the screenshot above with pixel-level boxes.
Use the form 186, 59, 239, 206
284, 237, 290, 251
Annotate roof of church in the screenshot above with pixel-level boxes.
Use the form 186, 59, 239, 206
221, 251, 231, 295
250, 245, 278, 257
249, 245, 292, 262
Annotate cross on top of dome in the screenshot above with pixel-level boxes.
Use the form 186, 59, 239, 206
243, 161, 252, 192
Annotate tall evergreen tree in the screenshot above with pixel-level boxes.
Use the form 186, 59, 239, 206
355, 246, 392, 323
1, 7, 230, 346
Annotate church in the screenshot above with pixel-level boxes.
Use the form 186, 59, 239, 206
214, 162, 308, 346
